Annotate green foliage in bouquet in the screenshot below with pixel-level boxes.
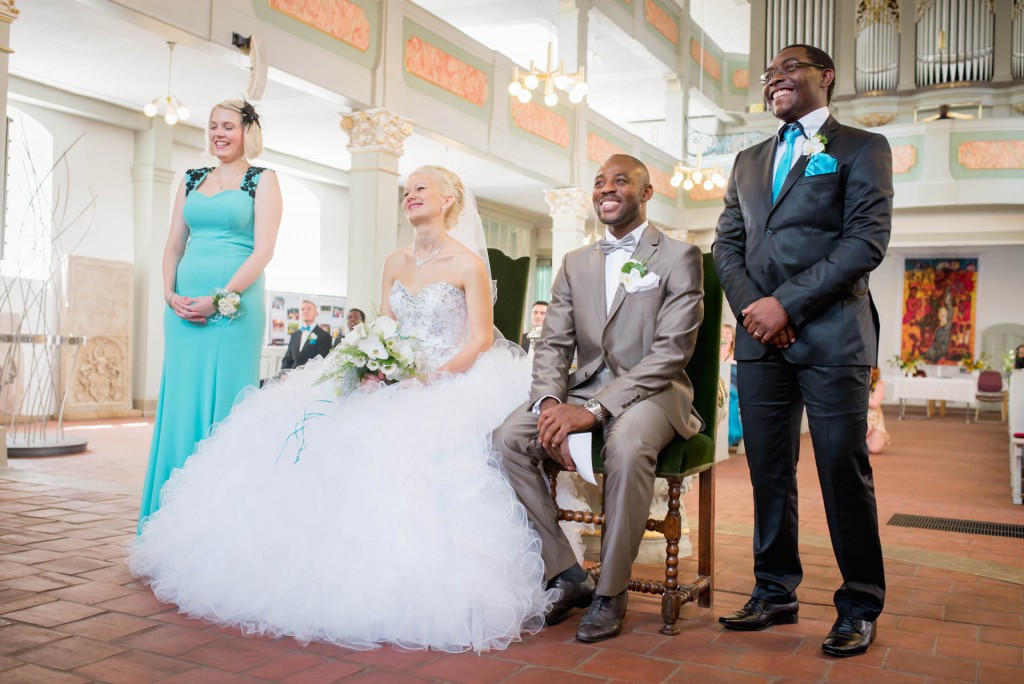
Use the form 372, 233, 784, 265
315, 315, 419, 395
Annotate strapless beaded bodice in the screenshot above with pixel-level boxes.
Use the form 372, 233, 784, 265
391, 280, 468, 372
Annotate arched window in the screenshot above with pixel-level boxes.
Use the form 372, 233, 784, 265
3, 107, 54, 279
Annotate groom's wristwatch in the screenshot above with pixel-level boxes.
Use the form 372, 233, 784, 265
584, 398, 606, 424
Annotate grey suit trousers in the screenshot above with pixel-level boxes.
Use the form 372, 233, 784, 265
495, 397, 675, 597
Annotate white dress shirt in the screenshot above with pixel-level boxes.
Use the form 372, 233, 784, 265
604, 221, 648, 313
772, 106, 830, 178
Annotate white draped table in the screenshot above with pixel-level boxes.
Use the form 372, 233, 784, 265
1009, 372, 1024, 504
889, 375, 977, 422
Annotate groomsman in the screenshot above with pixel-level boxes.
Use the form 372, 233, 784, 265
495, 154, 704, 643
520, 300, 548, 350
333, 308, 366, 347
281, 300, 331, 370
713, 44, 891, 657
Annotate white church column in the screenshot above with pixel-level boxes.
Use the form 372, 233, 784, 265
545, 187, 591, 269
340, 109, 411, 313
131, 121, 175, 414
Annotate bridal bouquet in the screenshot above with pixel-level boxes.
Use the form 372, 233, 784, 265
315, 315, 419, 395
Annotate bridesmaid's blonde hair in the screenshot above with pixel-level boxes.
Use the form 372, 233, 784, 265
409, 165, 465, 230
206, 99, 264, 159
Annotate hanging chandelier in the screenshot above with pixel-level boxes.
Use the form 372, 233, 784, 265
144, 42, 190, 125
670, 146, 726, 191
507, 42, 589, 107
671, 11, 725, 193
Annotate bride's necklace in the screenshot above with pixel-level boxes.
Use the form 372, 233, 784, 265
414, 238, 446, 268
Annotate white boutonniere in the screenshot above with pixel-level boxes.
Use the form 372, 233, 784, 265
802, 133, 827, 158
308, 331, 318, 344
619, 258, 661, 293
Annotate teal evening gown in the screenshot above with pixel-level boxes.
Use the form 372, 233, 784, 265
138, 167, 268, 532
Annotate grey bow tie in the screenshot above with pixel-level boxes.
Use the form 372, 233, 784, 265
598, 233, 637, 256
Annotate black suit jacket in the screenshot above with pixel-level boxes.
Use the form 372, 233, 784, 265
713, 115, 893, 366
281, 324, 332, 370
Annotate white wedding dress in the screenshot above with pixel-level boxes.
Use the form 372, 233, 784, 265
129, 280, 553, 653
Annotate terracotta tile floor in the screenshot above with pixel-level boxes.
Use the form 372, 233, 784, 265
0, 410, 1022, 683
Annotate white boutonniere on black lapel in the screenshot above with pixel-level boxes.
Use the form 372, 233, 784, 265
619, 258, 661, 293
308, 331, 318, 345
802, 133, 838, 175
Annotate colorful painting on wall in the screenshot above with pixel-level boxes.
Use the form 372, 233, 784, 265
900, 258, 978, 365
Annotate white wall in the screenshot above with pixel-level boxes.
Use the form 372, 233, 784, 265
15, 103, 135, 265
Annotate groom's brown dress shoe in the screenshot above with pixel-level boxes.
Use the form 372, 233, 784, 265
545, 575, 595, 626
719, 597, 799, 631
822, 616, 876, 657
576, 590, 628, 642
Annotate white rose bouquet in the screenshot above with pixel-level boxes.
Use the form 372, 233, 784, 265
315, 314, 419, 395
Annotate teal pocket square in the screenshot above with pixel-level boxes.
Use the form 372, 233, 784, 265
805, 153, 838, 176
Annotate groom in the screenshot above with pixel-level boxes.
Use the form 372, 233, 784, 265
712, 44, 890, 657
495, 154, 704, 643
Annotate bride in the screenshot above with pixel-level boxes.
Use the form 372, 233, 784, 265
129, 165, 554, 653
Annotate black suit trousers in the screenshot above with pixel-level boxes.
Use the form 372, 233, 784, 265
737, 355, 885, 621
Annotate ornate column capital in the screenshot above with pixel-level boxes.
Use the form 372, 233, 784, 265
340, 109, 413, 155
544, 187, 591, 220
0, 1, 18, 24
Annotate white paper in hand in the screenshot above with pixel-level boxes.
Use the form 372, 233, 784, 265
567, 432, 597, 485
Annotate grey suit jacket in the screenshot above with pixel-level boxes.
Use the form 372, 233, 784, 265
713, 115, 893, 366
530, 224, 704, 439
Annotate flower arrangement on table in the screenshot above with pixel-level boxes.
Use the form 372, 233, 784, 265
888, 354, 922, 377
315, 315, 419, 396
1003, 348, 1018, 376
958, 353, 989, 372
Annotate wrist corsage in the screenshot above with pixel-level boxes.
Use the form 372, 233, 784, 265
212, 288, 242, 321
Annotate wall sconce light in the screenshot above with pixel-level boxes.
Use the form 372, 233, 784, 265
144, 42, 190, 126
508, 42, 588, 107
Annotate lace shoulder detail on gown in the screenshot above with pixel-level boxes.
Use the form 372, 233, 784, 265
390, 280, 467, 373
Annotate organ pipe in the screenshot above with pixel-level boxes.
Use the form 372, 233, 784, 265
855, 1, 900, 93
765, 0, 836, 66
916, 0, 994, 86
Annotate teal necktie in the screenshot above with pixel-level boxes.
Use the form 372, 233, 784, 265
772, 124, 803, 203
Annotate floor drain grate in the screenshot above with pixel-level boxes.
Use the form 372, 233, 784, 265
887, 513, 1024, 539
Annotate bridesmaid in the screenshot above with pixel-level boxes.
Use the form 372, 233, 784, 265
138, 99, 282, 532
721, 323, 742, 448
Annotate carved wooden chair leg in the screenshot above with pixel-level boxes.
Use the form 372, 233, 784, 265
659, 476, 684, 635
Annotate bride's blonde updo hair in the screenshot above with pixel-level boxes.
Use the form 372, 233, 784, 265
410, 165, 465, 230
206, 99, 264, 159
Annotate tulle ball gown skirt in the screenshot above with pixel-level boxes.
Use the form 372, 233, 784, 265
129, 347, 552, 653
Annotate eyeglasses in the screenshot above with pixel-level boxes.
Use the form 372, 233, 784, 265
759, 61, 828, 85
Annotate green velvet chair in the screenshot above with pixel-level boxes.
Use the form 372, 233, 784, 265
546, 251, 722, 636
487, 248, 531, 343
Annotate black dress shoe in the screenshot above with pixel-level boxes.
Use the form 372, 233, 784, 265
545, 574, 595, 626
719, 597, 799, 631
576, 590, 628, 643
822, 616, 876, 657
